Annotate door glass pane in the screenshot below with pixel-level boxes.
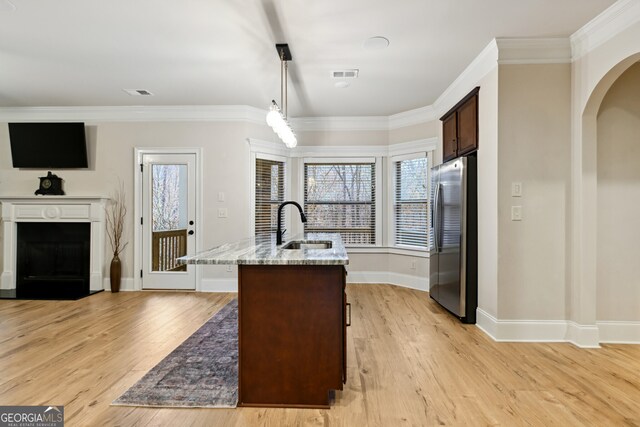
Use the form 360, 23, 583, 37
151, 164, 188, 272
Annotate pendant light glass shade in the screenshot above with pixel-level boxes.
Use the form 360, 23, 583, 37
266, 101, 296, 148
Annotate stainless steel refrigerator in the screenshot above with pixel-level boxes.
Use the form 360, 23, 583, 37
429, 155, 477, 323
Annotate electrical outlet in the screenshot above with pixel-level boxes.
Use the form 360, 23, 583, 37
217, 208, 228, 218
511, 206, 523, 221
226, 265, 233, 272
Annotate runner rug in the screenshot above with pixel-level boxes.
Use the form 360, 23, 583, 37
112, 299, 238, 408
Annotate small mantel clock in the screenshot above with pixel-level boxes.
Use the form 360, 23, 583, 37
35, 171, 64, 196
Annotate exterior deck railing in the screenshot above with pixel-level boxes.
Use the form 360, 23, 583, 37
152, 229, 187, 272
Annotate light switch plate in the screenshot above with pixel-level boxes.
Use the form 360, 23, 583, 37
512, 182, 523, 197
511, 206, 522, 221
218, 192, 225, 202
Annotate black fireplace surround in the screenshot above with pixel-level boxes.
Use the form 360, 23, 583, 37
16, 222, 91, 299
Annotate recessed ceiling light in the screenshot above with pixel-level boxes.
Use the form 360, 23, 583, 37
123, 89, 154, 96
334, 81, 350, 89
363, 36, 390, 50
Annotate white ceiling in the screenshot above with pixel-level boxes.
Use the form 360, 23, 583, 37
0, 0, 616, 117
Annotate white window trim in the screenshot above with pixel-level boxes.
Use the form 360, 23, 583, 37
347, 246, 430, 258
249, 140, 291, 238
387, 150, 433, 252
299, 156, 382, 247
249, 137, 438, 250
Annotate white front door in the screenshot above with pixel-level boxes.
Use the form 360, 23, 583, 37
141, 153, 197, 290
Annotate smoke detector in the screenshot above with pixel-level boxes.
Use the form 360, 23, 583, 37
123, 89, 154, 96
331, 69, 359, 79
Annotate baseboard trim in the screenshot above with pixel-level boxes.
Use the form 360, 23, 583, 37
597, 321, 640, 344
566, 322, 601, 348
475, 308, 601, 348
475, 308, 498, 339
476, 308, 569, 342
199, 278, 238, 293
346, 271, 428, 291
102, 278, 136, 292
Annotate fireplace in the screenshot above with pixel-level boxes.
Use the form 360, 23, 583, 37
1, 196, 108, 299
17, 222, 91, 299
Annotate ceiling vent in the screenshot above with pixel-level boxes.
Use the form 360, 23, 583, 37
123, 89, 154, 96
331, 69, 359, 79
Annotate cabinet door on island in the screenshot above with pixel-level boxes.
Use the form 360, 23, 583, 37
238, 264, 347, 408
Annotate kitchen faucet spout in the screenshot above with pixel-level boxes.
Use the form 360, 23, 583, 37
277, 201, 307, 245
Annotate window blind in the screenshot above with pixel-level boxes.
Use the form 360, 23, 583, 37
394, 157, 428, 247
304, 162, 376, 245
255, 158, 285, 238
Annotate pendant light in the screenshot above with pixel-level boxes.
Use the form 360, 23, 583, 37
266, 43, 297, 148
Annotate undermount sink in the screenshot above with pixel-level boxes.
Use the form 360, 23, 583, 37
282, 240, 333, 250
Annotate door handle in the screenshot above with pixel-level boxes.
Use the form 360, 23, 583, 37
188, 230, 194, 235
346, 303, 351, 327
189, 220, 194, 226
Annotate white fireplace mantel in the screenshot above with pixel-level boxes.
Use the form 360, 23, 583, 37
0, 196, 109, 291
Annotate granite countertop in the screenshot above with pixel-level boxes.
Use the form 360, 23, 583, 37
177, 233, 349, 266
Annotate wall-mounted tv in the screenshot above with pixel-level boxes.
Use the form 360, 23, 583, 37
9, 122, 88, 168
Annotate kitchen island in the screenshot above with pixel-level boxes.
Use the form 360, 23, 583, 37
178, 233, 349, 408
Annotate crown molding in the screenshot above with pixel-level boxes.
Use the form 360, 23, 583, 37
571, 0, 640, 61
388, 105, 437, 130
0, 105, 267, 125
433, 39, 499, 117
495, 38, 571, 64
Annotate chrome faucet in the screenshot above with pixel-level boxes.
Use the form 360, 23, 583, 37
277, 201, 307, 245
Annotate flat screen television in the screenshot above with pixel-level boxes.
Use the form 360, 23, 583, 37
9, 122, 88, 168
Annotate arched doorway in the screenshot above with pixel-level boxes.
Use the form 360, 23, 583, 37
595, 62, 640, 341
573, 52, 640, 346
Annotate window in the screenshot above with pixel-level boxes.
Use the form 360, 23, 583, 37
304, 161, 376, 245
255, 157, 285, 238
393, 155, 428, 248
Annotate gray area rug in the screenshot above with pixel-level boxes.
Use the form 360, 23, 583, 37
112, 299, 238, 408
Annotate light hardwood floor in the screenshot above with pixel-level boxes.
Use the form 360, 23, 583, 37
1, 284, 639, 426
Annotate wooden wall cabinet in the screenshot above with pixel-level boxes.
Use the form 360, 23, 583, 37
441, 87, 479, 162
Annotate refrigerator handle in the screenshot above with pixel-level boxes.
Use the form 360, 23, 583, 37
434, 183, 441, 252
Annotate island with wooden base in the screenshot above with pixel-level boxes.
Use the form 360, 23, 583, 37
178, 233, 349, 408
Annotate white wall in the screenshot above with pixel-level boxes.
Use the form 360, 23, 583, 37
596, 61, 640, 322
497, 64, 571, 320
389, 121, 439, 144
477, 67, 500, 319
0, 119, 431, 289
0, 120, 276, 282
